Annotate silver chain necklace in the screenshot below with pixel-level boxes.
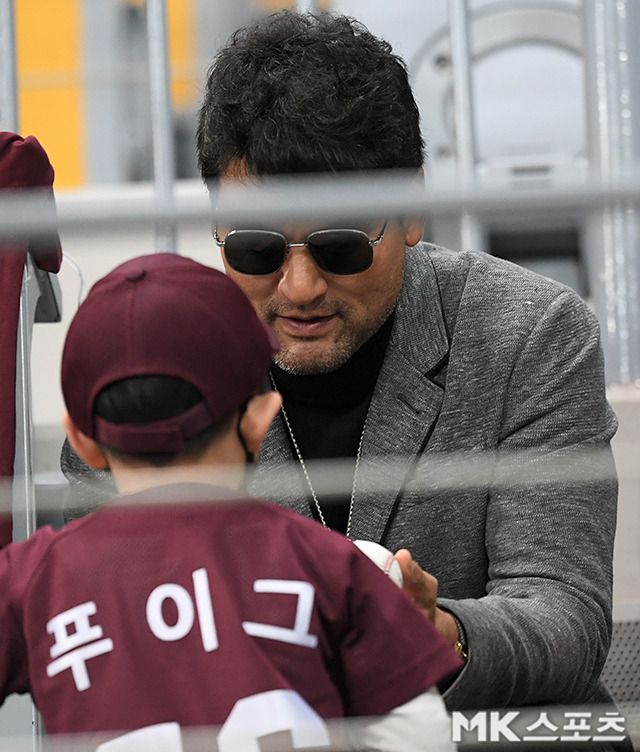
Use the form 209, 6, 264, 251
269, 372, 367, 538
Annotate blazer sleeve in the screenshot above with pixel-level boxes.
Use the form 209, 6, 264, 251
439, 288, 618, 710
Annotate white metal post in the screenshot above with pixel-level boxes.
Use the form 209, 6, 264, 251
0, 0, 38, 544
0, 0, 18, 130
0, 1, 44, 748
146, 0, 178, 253
583, 0, 640, 384
446, 0, 484, 252
295, 0, 318, 12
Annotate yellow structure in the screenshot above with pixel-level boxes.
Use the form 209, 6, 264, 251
14, 0, 197, 188
15, 0, 85, 187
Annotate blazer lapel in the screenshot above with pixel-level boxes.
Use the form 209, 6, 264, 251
348, 247, 450, 541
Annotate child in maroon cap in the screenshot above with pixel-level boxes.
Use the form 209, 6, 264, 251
0, 254, 460, 751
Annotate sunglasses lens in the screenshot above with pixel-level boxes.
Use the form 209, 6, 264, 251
307, 230, 373, 275
223, 231, 287, 275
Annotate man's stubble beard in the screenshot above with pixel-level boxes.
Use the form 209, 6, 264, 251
270, 301, 397, 376
272, 332, 357, 375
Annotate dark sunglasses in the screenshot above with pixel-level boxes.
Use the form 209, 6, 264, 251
214, 219, 388, 276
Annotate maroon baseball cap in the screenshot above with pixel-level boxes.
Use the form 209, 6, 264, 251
61, 253, 279, 453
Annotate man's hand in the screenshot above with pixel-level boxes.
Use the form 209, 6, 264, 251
394, 549, 459, 648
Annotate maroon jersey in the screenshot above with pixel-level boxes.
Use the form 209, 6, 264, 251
0, 483, 460, 742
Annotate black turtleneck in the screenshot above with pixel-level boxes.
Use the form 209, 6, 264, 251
270, 312, 394, 533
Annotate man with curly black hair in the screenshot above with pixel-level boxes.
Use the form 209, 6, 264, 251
197, 13, 423, 177
63, 10, 623, 736
193, 8, 621, 719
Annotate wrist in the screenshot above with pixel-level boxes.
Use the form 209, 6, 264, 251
436, 608, 468, 660
450, 612, 468, 660
435, 608, 460, 646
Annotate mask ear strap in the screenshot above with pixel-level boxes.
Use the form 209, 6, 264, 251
236, 401, 255, 464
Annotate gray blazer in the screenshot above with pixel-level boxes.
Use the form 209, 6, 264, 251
249, 243, 618, 712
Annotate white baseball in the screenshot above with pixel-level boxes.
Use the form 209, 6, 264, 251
353, 540, 403, 588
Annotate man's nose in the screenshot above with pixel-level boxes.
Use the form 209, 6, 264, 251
277, 246, 329, 306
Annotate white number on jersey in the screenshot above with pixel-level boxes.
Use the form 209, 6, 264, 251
97, 689, 331, 751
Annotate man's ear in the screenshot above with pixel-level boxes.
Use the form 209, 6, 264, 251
62, 411, 109, 470
238, 392, 283, 459
403, 167, 427, 248
403, 216, 426, 248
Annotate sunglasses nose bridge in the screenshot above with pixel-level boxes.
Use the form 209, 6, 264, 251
278, 240, 308, 270
278, 245, 330, 304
